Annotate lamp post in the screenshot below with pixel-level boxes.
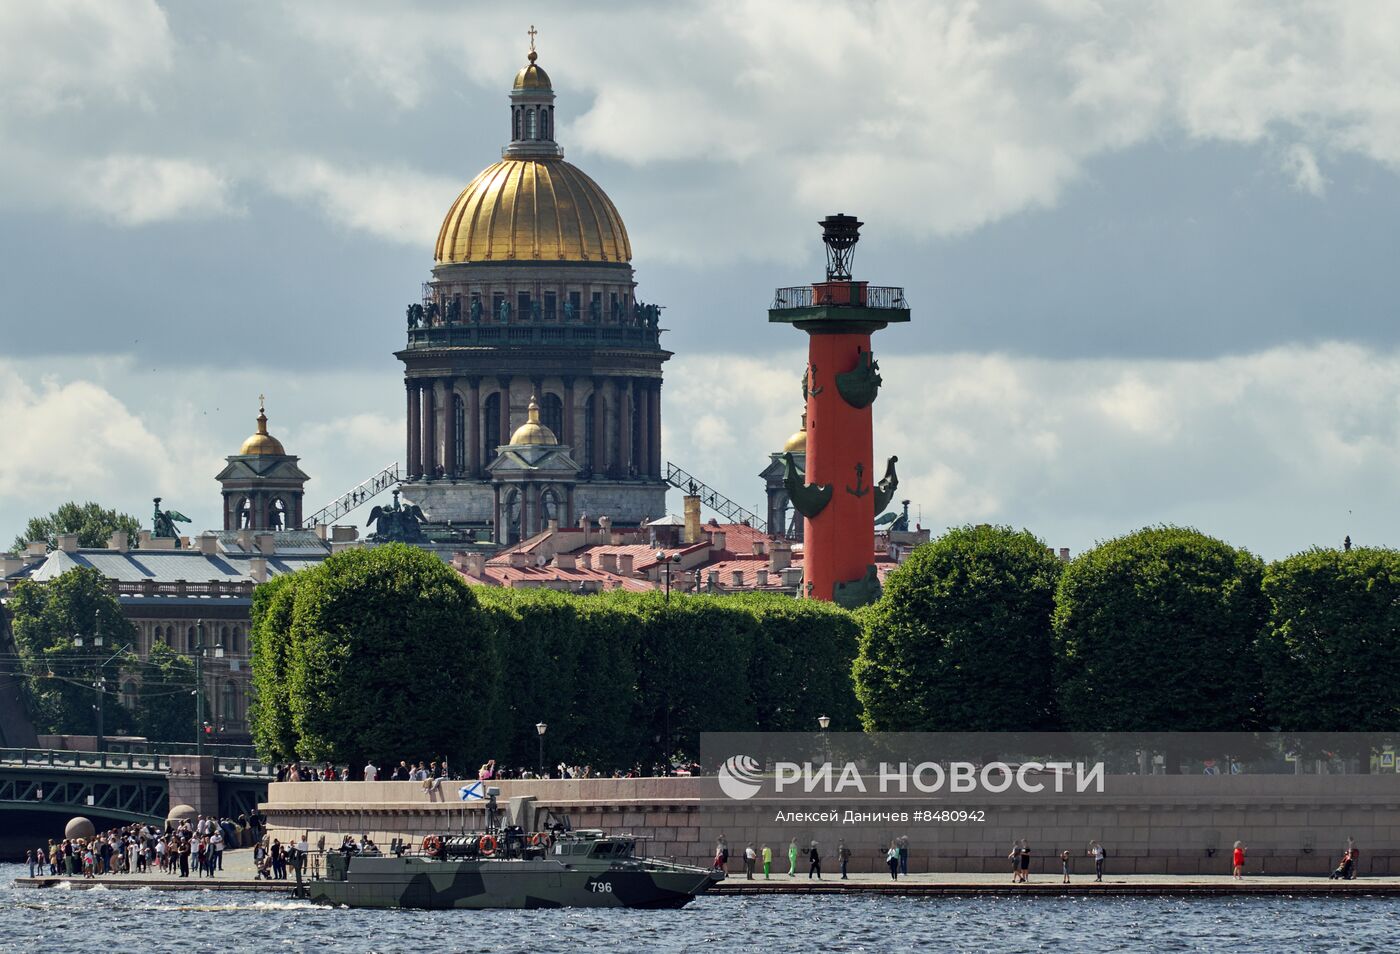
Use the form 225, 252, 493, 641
655, 550, 682, 602
818, 714, 831, 763
192, 619, 225, 756
535, 722, 548, 778
73, 611, 121, 753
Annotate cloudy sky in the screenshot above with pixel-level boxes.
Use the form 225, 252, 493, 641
4, 0, 1400, 557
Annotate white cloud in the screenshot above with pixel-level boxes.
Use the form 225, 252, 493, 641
267, 158, 460, 247
75, 155, 238, 225
0, 0, 172, 114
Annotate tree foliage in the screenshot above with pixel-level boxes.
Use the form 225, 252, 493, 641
854, 525, 1064, 732
1260, 547, 1400, 734
7, 567, 138, 735
136, 642, 196, 742
251, 568, 861, 771
12, 501, 142, 553
1052, 526, 1267, 733
252, 544, 499, 767
247, 573, 302, 760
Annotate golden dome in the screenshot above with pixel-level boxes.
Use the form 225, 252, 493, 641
509, 396, 558, 446
239, 401, 286, 456
514, 50, 551, 90
783, 414, 807, 454
435, 158, 631, 264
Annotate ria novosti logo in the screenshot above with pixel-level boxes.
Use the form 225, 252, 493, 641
716, 756, 1107, 800
717, 754, 763, 800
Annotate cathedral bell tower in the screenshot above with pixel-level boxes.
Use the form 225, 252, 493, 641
216, 398, 309, 531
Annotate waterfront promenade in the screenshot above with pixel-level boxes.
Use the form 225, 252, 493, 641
13, 849, 1400, 897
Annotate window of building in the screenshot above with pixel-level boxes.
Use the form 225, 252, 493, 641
610, 291, 619, 320
540, 108, 550, 140
228, 627, 241, 655
591, 291, 603, 321
541, 393, 563, 440
484, 392, 501, 458
518, 291, 532, 320
513, 108, 522, 140
186, 626, 196, 652
270, 498, 287, 530
237, 497, 252, 529
568, 290, 581, 320
222, 681, 238, 722
121, 681, 138, 710
492, 292, 507, 321
543, 291, 557, 321
525, 108, 536, 139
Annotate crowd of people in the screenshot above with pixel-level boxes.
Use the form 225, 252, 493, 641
274, 757, 708, 784
25, 812, 265, 880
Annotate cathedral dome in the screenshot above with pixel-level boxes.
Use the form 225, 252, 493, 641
434, 44, 631, 265
783, 416, 807, 454
509, 396, 559, 446
435, 158, 631, 264
239, 402, 286, 456
514, 50, 551, 90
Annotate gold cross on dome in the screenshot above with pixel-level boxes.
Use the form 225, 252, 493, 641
258, 392, 265, 412
528, 24, 537, 52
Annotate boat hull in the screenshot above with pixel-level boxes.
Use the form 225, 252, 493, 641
307, 856, 719, 910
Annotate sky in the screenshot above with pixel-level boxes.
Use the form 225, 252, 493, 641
4, 0, 1400, 557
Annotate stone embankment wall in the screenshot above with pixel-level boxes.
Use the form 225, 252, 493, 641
260, 775, 1400, 876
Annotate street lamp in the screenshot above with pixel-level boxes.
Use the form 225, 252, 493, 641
536, 722, 548, 778
192, 619, 225, 757
818, 714, 831, 731
818, 714, 831, 763
655, 550, 682, 602
73, 612, 125, 753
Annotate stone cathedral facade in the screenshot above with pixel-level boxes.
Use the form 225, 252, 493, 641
397, 44, 668, 544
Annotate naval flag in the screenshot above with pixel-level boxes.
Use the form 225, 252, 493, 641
459, 781, 485, 801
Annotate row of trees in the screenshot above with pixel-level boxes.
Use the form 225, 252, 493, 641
6, 567, 194, 740
855, 525, 1400, 739
250, 545, 861, 771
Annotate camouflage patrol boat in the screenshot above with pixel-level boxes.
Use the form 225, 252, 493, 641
306, 825, 723, 910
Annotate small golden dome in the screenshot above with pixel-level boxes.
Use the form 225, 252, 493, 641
783, 414, 807, 454
509, 396, 558, 446
239, 401, 286, 456
514, 51, 552, 90
435, 158, 631, 264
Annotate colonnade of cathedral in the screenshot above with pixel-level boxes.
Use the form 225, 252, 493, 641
404, 374, 662, 480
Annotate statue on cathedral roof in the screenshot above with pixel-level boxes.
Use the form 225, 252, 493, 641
367, 489, 427, 543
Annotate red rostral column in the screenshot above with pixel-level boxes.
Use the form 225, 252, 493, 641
769, 214, 909, 607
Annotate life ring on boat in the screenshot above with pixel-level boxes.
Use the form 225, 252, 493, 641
531, 832, 549, 847
421, 835, 442, 854
478, 834, 497, 856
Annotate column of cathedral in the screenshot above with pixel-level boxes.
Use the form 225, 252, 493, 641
592, 376, 608, 475
423, 383, 437, 478
648, 380, 662, 478
468, 377, 482, 476
406, 381, 422, 478
616, 377, 632, 477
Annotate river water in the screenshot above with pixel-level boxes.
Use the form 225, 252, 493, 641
0, 864, 1394, 952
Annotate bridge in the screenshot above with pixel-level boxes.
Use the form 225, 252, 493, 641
0, 747, 273, 827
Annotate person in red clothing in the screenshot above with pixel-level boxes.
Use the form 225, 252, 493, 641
1232, 841, 1246, 879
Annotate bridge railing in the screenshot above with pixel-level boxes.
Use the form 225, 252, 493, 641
0, 747, 276, 778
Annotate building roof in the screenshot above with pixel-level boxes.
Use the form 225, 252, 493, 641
29, 548, 324, 585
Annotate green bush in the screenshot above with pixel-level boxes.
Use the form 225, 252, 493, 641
1053, 526, 1266, 733
854, 525, 1063, 731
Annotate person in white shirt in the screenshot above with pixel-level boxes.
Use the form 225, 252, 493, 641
363, 762, 378, 782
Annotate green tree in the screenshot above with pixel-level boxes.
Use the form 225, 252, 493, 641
280, 544, 499, 767
736, 592, 860, 733
1260, 547, 1400, 761
7, 567, 138, 735
853, 525, 1063, 731
1053, 526, 1267, 735
248, 573, 303, 761
136, 642, 196, 742
12, 501, 142, 552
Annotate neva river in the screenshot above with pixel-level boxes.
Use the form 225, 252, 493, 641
0, 865, 1393, 953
